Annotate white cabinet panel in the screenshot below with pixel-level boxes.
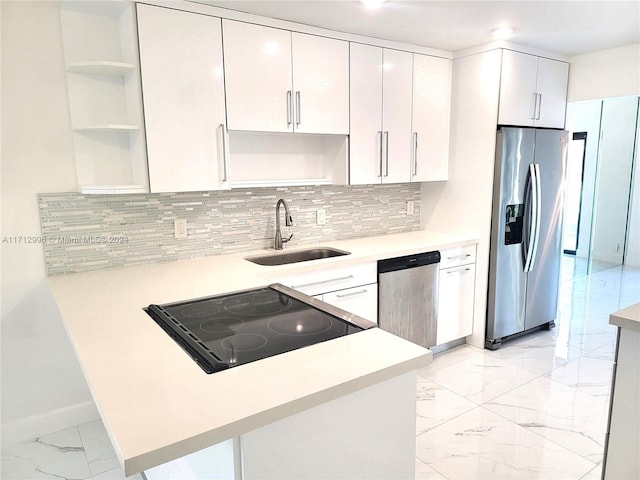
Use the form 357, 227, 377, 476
498, 50, 538, 127
223, 22, 348, 135
349, 44, 412, 185
322, 284, 378, 324
223, 20, 292, 133
382, 49, 413, 184
437, 263, 476, 346
349, 43, 384, 185
498, 50, 568, 128
535, 57, 569, 128
291, 33, 349, 134
137, 5, 227, 193
411, 54, 451, 182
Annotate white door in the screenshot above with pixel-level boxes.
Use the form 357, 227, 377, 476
137, 4, 228, 193
322, 284, 378, 324
411, 54, 451, 182
381, 48, 413, 184
437, 264, 475, 345
223, 20, 292, 132
498, 50, 537, 127
349, 43, 383, 185
535, 57, 569, 128
291, 33, 349, 134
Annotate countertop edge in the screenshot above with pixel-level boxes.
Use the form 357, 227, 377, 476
123, 351, 432, 475
609, 303, 640, 331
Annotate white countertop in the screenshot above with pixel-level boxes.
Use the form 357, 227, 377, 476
48, 230, 477, 475
609, 303, 640, 331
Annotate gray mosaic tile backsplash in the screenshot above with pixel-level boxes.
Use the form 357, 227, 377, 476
38, 184, 421, 275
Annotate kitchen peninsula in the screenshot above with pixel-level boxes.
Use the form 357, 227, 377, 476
48, 230, 477, 478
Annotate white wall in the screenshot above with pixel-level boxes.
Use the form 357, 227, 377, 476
1, 1, 97, 445
421, 49, 502, 349
568, 44, 640, 102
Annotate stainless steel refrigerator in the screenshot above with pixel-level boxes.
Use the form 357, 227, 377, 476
485, 127, 568, 350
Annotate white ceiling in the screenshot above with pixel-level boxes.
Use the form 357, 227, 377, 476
197, 0, 640, 57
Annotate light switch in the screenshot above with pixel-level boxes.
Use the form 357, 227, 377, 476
316, 209, 326, 225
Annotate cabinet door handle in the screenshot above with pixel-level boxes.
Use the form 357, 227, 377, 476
286, 90, 292, 127
384, 131, 389, 177
446, 267, 471, 274
336, 289, 368, 298
378, 131, 383, 178
536, 93, 542, 120
295, 91, 301, 126
219, 123, 229, 183
446, 253, 471, 260
413, 132, 418, 176
292, 275, 354, 289
530, 92, 538, 120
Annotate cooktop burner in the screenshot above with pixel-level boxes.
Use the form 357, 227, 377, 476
145, 284, 375, 374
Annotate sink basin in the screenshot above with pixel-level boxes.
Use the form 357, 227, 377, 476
246, 247, 350, 266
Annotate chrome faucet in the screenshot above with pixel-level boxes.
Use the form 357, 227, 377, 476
274, 199, 293, 250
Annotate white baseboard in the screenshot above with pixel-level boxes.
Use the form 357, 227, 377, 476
1, 401, 99, 447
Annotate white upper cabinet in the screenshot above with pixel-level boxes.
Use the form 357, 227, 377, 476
498, 50, 569, 128
350, 44, 412, 185
411, 54, 451, 182
223, 20, 349, 134
137, 4, 228, 193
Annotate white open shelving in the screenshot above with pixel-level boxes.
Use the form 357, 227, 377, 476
60, 0, 149, 194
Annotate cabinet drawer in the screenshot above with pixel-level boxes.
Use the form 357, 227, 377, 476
321, 284, 378, 324
278, 262, 377, 297
439, 245, 476, 269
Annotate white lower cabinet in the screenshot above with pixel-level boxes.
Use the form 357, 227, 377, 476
437, 246, 476, 346
320, 284, 378, 324
279, 262, 378, 324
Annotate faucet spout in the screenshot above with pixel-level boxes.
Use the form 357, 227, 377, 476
275, 199, 293, 250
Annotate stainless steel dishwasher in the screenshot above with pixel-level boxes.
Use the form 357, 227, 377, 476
378, 251, 440, 348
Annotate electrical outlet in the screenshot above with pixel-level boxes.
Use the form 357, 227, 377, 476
316, 209, 326, 225
406, 201, 415, 215
174, 219, 187, 239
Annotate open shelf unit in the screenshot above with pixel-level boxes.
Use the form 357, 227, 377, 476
60, 0, 149, 194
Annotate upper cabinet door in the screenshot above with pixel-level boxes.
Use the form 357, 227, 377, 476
535, 57, 569, 128
223, 20, 293, 132
291, 33, 349, 134
349, 43, 384, 185
137, 4, 228, 193
498, 50, 538, 127
498, 49, 569, 128
411, 54, 451, 182
381, 49, 413, 184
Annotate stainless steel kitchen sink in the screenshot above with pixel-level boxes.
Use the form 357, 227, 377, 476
246, 247, 350, 266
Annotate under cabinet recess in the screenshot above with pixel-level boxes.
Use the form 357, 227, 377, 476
60, 0, 149, 194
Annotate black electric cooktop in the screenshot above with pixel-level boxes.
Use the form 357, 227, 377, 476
145, 284, 375, 374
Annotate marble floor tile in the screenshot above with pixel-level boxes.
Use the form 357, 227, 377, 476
416, 406, 596, 480
545, 355, 614, 400
579, 463, 603, 480
484, 376, 609, 462
417, 344, 490, 377
78, 420, 120, 476
91, 466, 144, 480
1, 426, 92, 480
415, 378, 477, 435
415, 457, 447, 480
425, 352, 540, 404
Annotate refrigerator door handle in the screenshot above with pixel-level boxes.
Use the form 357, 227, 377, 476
523, 164, 537, 272
529, 163, 542, 271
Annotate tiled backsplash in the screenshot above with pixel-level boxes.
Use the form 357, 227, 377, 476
38, 184, 420, 275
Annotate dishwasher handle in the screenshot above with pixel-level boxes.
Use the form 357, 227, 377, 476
377, 251, 440, 274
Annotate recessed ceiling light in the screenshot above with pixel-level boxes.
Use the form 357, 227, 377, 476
361, 0, 386, 10
492, 26, 514, 39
